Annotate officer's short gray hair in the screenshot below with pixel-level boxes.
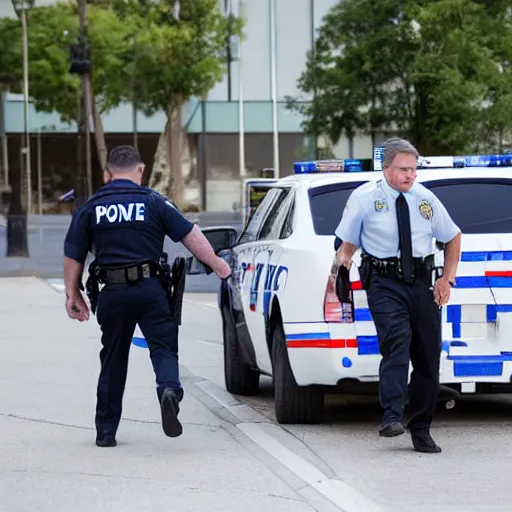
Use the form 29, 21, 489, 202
382, 138, 419, 168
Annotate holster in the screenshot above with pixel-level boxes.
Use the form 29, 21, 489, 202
85, 262, 100, 315
158, 253, 187, 325
335, 265, 353, 304
358, 256, 373, 291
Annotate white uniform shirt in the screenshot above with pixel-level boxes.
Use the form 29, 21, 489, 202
335, 178, 461, 259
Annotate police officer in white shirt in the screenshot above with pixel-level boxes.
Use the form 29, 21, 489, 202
334, 138, 461, 454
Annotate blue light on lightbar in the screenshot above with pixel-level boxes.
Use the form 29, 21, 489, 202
452, 154, 512, 167
293, 159, 365, 174
417, 154, 512, 168
373, 146, 512, 170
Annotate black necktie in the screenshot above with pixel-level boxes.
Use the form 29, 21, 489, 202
396, 193, 413, 283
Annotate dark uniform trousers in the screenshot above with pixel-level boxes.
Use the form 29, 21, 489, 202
367, 269, 441, 430
95, 276, 183, 432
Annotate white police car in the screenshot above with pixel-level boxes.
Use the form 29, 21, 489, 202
189, 153, 512, 424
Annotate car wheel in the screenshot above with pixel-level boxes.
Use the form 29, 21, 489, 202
222, 306, 260, 396
271, 321, 324, 424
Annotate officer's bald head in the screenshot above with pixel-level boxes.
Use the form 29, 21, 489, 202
104, 145, 145, 184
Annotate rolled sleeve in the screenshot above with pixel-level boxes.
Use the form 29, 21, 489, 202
157, 196, 194, 242
64, 206, 92, 264
431, 196, 461, 243
334, 193, 364, 247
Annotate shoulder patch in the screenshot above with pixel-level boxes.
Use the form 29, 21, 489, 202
419, 199, 433, 220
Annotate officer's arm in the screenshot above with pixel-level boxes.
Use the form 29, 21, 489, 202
181, 225, 231, 275
333, 194, 364, 268
156, 197, 230, 276
431, 197, 462, 284
63, 206, 92, 296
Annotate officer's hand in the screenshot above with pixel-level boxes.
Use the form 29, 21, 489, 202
433, 277, 451, 307
214, 257, 232, 280
66, 292, 90, 322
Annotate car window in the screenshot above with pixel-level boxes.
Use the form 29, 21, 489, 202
258, 188, 292, 240
308, 182, 367, 235
238, 187, 280, 244
307, 178, 512, 236
279, 193, 295, 239
424, 179, 512, 234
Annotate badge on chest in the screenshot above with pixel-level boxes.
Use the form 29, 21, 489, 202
95, 202, 145, 224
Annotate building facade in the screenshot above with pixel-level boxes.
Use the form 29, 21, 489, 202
0, 0, 375, 212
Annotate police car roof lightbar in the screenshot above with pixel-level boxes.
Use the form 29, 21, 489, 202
373, 145, 512, 170
293, 159, 370, 174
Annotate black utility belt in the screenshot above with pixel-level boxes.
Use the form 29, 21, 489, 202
96, 261, 160, 285
362, 253, 435, 280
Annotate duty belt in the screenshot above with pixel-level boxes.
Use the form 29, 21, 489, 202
96, 261, 160, 285
361, 253, 433, 281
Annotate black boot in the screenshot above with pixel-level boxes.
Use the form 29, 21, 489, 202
409, 428, 442, 453
96, 429, 117, 447
161, 388, 182, 438
379, 421, 405, 437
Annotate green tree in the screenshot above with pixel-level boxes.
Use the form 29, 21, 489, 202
98, 0, 242, 207
0, 0, 242, 208
288, 0, 512, 156
0, 1, 133, 169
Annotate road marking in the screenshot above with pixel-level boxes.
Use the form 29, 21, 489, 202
47, 279, 65, 293
195, 379, 384, 512
195, 339, 222, 347
184, 300, 218, 311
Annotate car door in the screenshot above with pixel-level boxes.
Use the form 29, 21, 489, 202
235, 187, 293, 371
243, 187, 294, 372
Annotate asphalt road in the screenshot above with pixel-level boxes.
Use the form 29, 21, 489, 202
6, 277, 512, 511
0, 213, 242, 292
1, 279, 334, 512
174, 294, 512, 512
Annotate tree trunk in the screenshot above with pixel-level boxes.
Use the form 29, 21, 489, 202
149, 96, 187, 210
149, 115, 171, 194
169, 95, 185, 208
88, 77, 108, 170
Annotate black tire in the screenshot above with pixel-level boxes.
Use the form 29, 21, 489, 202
271, 322, 324, 424
222, 306, 260, 396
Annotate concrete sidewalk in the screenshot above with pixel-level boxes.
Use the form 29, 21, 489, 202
0, 278, 317, 512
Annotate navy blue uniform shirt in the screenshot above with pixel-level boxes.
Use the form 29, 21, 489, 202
64, 179, 194, 267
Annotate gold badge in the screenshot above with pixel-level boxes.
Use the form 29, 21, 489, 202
374, 199, 388, 212
419, 199, 433, 220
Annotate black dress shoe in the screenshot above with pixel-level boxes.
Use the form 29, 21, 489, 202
379, 421, 405, 437
161, 388, 183, 438
96, 430, 117, 447
410, 429, 442, 453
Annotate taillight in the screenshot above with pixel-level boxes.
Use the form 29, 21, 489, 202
324, 274, 354, 323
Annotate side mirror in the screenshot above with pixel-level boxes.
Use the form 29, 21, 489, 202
201, 226, 238, 254
186, 226, 238, 275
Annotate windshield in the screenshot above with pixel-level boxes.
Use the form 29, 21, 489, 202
309, 178, 512, 235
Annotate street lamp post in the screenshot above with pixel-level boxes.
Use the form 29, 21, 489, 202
21, 4, 32, 213
6, 0, 33, 257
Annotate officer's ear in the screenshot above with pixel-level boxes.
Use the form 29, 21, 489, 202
137, 163, 145, 176
103, 168, 112, 184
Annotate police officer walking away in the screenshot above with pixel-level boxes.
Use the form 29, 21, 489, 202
334, 138, 461, 453
63, 145, 231, 448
